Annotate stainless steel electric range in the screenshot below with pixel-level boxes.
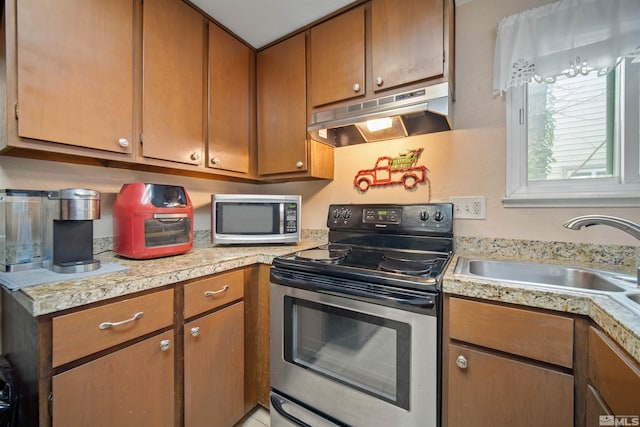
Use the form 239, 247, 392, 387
270, 203, 454, 427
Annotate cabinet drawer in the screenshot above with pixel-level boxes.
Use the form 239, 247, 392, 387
52, 289, 174, 367
449, 297, 574, 368
184, 269, 244, 318
588, 326, 640, 415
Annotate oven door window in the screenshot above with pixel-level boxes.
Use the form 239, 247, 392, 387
283, 296, 411, 410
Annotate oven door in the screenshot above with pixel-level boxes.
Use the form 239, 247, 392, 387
270, 277, 439, 427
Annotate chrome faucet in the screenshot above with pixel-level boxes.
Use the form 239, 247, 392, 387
563, 215, 640, 285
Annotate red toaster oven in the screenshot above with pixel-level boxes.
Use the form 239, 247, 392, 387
113, 183, 194, 259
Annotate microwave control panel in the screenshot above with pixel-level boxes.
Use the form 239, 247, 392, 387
284, 203, 298, 233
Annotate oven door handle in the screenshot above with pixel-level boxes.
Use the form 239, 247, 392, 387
270, 393, 342, 427
271, 269, 435, 310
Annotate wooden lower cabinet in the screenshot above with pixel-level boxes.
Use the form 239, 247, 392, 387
184, 301, 245, 427
586, 326, 640, 425
444, 296, 575, 427
586, 384, 612, 427
51, 330, 175, 427
1, 265, 270, 427
447, 343, 574, 427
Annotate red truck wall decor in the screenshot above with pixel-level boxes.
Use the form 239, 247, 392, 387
353, 148, 431, 196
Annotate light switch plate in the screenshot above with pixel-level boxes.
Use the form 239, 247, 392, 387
450, 196, 486, 219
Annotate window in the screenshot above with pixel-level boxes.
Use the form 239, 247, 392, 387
504, 59, 640, 207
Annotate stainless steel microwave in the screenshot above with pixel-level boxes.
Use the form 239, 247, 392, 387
211, 194, 301, 245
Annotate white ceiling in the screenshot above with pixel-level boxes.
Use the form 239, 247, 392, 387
190, 0, 358, 48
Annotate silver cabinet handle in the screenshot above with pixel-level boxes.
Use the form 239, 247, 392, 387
190, 327, 200, 337
99, 312, 144, 330
118, 138, 129, 148
211, 157, 221, 165
376, 76, 384, 86
456, 355, 468, 369
190, 152, 201, 161
296, 161, 304, 168
160, 339, 171, 351
352, 83, 361, 92
204, 285, 229, 297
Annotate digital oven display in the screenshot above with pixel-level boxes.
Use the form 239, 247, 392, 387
362, 208, 402, 224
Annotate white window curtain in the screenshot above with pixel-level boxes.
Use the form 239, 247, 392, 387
492, 0, 640, 97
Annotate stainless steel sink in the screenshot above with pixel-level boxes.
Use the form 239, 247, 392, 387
455, 258, 629, 293
627, 293, 640, 305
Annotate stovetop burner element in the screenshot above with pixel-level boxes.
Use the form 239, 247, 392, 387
378, 259, 434, 275
294, 248, 349, 263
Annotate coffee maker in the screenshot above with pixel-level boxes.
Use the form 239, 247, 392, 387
52, 189, 101, 273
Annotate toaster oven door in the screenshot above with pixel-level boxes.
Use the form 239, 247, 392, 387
145, 213, 191, 247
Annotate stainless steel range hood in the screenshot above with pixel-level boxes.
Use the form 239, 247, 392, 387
308, 82, 452, 147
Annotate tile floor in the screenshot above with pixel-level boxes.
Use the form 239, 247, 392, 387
239, 407, 270, 427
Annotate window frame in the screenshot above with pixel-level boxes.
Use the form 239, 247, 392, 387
504, 60, 640, 207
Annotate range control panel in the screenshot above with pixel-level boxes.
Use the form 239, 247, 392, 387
328, 203, 453, 235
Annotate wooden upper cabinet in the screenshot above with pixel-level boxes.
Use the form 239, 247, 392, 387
142, 0, 205, 166
310, 5, 365, 107
208, 24, 251, 174
257, 33, 308, 176
371, 0, 444, 92
16, 0, 134, 153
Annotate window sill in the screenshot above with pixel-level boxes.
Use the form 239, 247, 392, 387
503, 195, 640, 208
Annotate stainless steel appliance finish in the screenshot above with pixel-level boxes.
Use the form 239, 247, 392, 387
51, 188, 101, 273
270, 203, 453, 427
58, 188, 101, 220
211, 194, 301, 245
308, 83, 453, 146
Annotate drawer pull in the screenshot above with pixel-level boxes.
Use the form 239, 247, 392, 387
98, 312, 144, 330
190, 327, 200, 337
160, 339, 171, 351
204, 285, 229, 298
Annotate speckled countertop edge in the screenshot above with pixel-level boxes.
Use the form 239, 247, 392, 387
10, 238, 324, 317
443, 254, 640, 364
6, 231, 640, 363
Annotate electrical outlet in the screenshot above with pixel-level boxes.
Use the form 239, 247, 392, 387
450, 196, 486, 219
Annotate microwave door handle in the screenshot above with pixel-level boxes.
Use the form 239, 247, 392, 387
279, 203, 285, 234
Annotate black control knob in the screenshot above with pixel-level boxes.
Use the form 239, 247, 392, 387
344, 209, 352, 219
419, 211, 429, 221
434, 210, 445, 222
332, 209, 341, 218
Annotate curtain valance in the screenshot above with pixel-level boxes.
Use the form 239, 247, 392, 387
492, 0, 640, 96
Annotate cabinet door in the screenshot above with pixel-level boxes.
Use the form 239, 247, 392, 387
371, 0, 444, 92
52, 330, 174, 427
208, 24, 251, 174
309, 5, 365, 107
184, 301, 245, 427
142, 0, 205, 165
448, 344, 574, 427
16, 0, 134, 153
586, 385, 612, 427
257, 33, 308, 175
588, 326, 640, 415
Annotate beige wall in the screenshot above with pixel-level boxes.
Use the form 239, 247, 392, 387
1, 0, 638, 247
265, 0, 640, 247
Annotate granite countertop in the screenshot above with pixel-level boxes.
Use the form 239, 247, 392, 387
6, 238, 322, 317
4, 232, 640, 365
443, 253, 640, 365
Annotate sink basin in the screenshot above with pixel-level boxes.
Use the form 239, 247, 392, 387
627, 294, 640, 305
455, 258, 627, 293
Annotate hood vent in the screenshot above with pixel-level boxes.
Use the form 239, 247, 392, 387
308, 83, 452, 146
